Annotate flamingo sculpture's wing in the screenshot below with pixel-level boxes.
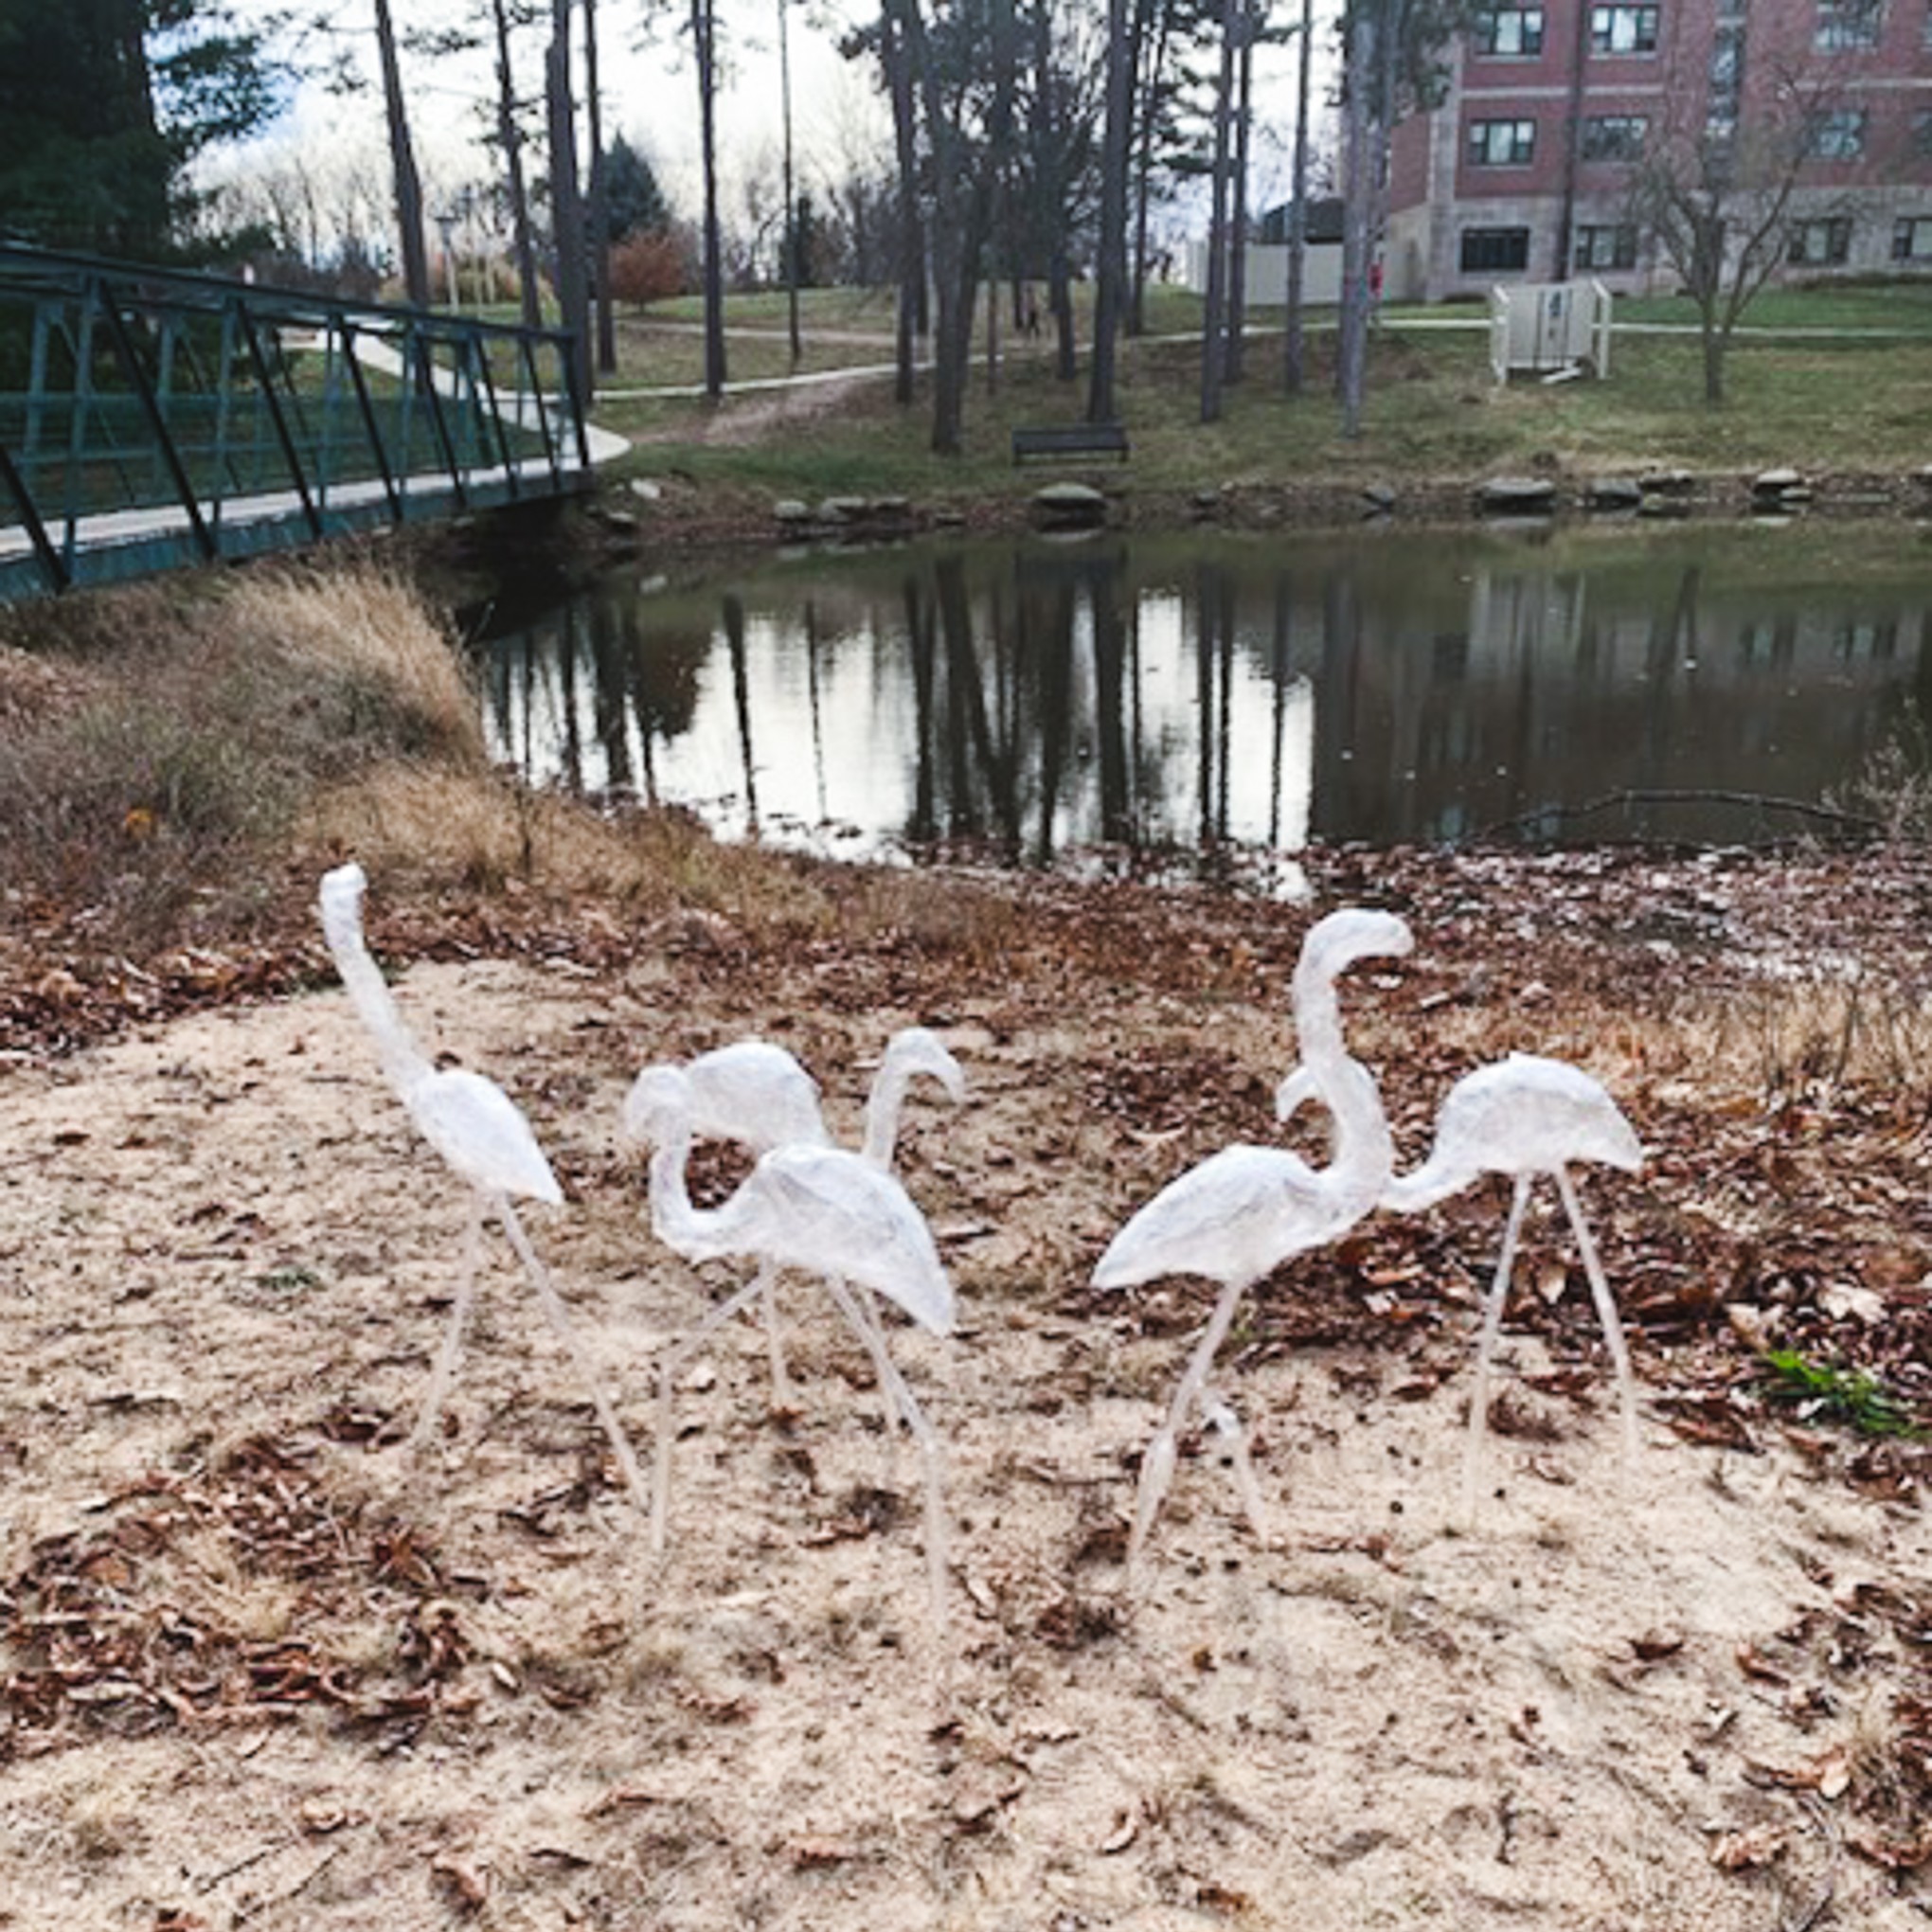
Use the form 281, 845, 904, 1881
671, 1039, 832, 1154
1094, 1144, 1329, 1292
407, 1067, 564, 1205
1386, 1052, 1642, 1212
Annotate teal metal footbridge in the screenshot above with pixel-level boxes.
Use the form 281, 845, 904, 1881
0, 244, 598, 601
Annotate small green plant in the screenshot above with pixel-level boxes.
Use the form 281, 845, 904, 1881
1761, 1349, 1921, 1438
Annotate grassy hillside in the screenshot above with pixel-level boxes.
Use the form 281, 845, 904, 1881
587, 281, 1932, 506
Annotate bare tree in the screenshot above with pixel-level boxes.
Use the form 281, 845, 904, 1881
488, 0, 543, 328
373, 0, 431, 303
1281, 0, 1313, 392
546, 0, 593, 400
778, 0, 802, 363
692, 0, 727, 395
1197, 0, 1238, 421
896, 0, 1014, 455
1628, 60, 1869, 404
880, 1, 925, 404
1224, 1, 1258, 385
1087, 0, 1134, 420
583, 0, 617, 371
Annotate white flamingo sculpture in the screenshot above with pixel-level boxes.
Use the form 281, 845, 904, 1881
625, 1029, 964, 1409
1092, 908, 1412, 1570
317, 864, 650, 1520
623, 1062, 955, 1622
1373, 1053, 1642, 1517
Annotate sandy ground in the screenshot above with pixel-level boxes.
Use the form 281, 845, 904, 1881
1, 941, 1927, 1931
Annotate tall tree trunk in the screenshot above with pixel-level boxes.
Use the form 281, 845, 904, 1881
546, 0, 593, 402
898, 0, 968, 451
1198, 0, 1237, 423
1225, 9, 1255, 385
902, 0, 1009, 454
1283, 0, 1313, 392
882, 5, 921, 405
583, 0, 616, 372
490, 0, 542, 329
1128, 0, 1167, 337
1029, 0, 1078, 380
374, 0, 430, 305
693, 0, 726, 396
1336, 0, 1373, 436
1087, 0, 1133, 421
779, 0, 802, 364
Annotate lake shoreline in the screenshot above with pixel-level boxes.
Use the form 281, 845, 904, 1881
550, 462, 1932, 568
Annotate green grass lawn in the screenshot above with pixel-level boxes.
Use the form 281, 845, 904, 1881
583, 280, 1932, 501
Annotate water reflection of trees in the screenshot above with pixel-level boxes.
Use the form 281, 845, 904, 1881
476, 537, 1932, 856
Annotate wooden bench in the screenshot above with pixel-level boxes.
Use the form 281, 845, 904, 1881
1011, 422, 1130, 465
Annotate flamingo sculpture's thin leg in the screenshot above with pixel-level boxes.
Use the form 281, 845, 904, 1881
1130, 1275, 1256, 1575
838, 1279, 910, 1461
651, 1270, 774, 1554
825, 1277, 949, 1636
1203, 1392, 1273, 1549
1461, 1175, 1532, 1525
407, 1190, 488, 1455
1554, 1164, 1640, 1481
757, 1262, 792, 1409
496, 1198, 653, 1525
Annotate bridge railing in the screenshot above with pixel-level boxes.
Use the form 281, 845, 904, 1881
0, 244, 592, 599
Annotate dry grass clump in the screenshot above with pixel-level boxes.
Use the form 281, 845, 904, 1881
239, 566, 487, 772
1662, 976, 1932, 1107
0, 563, 487, 951
306, 763, 840, 932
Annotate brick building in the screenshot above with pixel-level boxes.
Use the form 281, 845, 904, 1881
1383, 0, 1932, 299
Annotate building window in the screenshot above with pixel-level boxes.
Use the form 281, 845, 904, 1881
1590, 3, 1660, 52
1894, 216, 1932, 259
1575, 223, 1639, 269
1468, 118, 1538, 165
1582, 115, 1649, 159
1914, 107, 1932, 153
1476, 6, 1546, 53
1788, 217, 1852, 264
1807, 107, 1869, 157
1460, 226, 1531, 272
1708, 23, 1745, 131
1815, 0, 1882, 47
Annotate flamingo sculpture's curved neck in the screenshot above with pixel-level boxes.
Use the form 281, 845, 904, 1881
1382, 1144, 1470, 1214
645, 1111, 707, 1253
860, 1069, 910, 1170
319, 864, 433, 1096
858, 1029, 962, 1170
1291, 949, 1396, 1214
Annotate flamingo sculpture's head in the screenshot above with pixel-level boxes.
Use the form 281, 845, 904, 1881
621, 1063, 695, 1148
1295, 908, 1413, 993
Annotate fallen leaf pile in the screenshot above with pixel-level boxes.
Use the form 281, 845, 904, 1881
0, 1435, 464, 1752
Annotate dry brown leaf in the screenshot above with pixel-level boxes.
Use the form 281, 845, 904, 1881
1847, 1823, 1932, 1869
430, 1855, 488, 1910
790, 1836, 859, 1869
1710, 1824, 1786, 1869
1735, 1642, 1790, 1685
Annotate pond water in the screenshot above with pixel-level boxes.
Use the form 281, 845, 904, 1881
474, 522, 1932, 868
